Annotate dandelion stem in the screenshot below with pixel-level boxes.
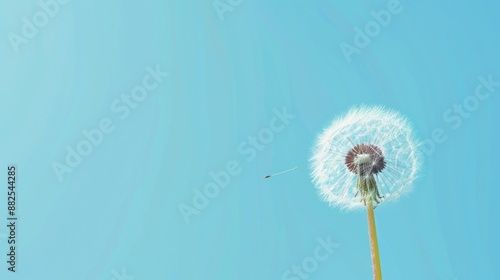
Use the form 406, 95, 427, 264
366, 199, 383, 280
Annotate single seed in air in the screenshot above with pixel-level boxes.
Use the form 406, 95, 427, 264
264, 167, 298, 179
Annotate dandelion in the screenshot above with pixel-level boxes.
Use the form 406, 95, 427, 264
310, 105, 421, 280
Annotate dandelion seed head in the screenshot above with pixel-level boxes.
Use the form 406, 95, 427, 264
310, 105, 421, 210
345, 143, 386, 176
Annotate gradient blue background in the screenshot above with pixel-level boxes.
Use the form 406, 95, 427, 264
1, 0, 499, 279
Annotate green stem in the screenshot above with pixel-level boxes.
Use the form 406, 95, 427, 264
366, 199, 383, 280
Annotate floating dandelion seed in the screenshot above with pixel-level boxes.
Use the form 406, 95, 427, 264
264, 167, 298, 179
310, 105, 421, 280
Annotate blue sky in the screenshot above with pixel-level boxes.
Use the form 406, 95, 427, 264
0, 0, 499, 279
